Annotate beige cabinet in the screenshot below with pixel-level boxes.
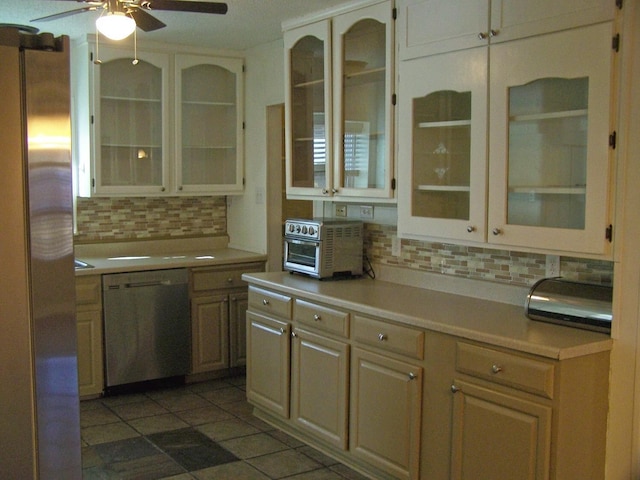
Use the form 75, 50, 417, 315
284, 0, 395, 201
246, 286, 293, 418
397, 0, 614, 59
190, 262, 263, 374
423, 331, 610, 480
75, 275, 104, 397
398, 21, 614, 255
79, 41, 244, 197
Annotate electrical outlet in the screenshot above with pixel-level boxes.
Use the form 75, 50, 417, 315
335, 204, 347, 217
545, 255, 560, 277
360, 205, 374, 220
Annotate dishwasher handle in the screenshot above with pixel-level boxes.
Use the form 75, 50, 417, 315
125, 280, 174, 288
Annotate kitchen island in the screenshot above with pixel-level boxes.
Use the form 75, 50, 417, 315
243, 271, 611, 480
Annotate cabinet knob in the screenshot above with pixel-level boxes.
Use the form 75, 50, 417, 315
377, 333, 387, 341
332, 188, 338, 194
313, 314, 321, 321
279, 327, 285, 334
161, 186, 166, 192
262, 299, 270, 305
489, 29, 499, 37
227, 277, 233, 283
451, 384, 460, 394
491, 364, 503, 374
492, 228, 502, 236
478, 32, 488, 40
178, 185, 183, 191
322, 189, 329, 195
291, 331, 297, 338
466, 225, 476, 233
408, 372, 417, 380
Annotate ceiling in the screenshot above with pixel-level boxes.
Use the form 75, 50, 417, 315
0, 0, 349, 51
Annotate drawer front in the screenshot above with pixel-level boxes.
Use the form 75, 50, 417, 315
353, 316, 424, 360
456, 342, 555, 399
192, 262, 264, 291
248, 286, 293, 319
75, 276, 102, 308
294, 299, 349, 338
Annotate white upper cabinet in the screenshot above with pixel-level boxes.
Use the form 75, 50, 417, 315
397, 0, 614, 59
397, 16, 615, 255
397, 47, 488, 243
93, 47, 171, 196
284, 0, 395, 201
75, 40, 244, 197
175, 54, 244, 194
487, 23, 613, 254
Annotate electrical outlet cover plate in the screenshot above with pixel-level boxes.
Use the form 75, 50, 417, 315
360, 205, 374, 220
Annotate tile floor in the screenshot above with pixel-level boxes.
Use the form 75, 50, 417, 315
81, 375, 369, 479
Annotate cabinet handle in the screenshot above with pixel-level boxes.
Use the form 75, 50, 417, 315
227, 277, 233, 284
262, 299, 270, 305
408, 372, 417, 380
489, 29, 499, 37
313, 314, 321, 321
466, 225, 475, 233
478, 32, 488, 40
451, 384, 460, 394
491, 364, 503, 374
492, 228, 502, 236
377, 333, 387, 341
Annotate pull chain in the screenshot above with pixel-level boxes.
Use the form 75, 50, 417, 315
132, 26, 138, 65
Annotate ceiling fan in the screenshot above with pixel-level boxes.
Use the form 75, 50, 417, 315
32, 0, 228, 40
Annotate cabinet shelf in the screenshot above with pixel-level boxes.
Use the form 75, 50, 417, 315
182, 100, 235, 107
183, 145, 235, 150
102, 95, 161, 103
509, 109, 587, 122
293, 78, 324, 88
418, 119, 471, 128
416, 185, 470, 192
102, 143, 161, 148
509, 186, 586, 195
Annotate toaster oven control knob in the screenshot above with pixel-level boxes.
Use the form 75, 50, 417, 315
287, 224, 294, 233
302, 226, 308, 234
308, 226, 315, 235
295, 225, 301, 233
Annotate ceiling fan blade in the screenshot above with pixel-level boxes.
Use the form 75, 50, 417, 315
140, 0, 228, 15
128, 8, 166, 31
31, 6, 100, 22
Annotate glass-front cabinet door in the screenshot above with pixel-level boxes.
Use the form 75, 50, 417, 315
94, 48, 169, 195
284, 20, 332, 197
398, 47, 488, 242
333, 1, 394, 199
488, 23, 613, 254
175, 55, 244, 194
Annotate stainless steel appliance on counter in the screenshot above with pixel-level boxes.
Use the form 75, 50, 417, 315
284, 219, 364, 279
0, 28, 81, 478
103, 269, 191, 388
526, 277, 612, 333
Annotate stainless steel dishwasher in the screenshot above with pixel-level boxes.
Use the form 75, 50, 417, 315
103, 269, 190, 388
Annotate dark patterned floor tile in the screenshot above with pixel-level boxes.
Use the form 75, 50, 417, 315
148, 427, 239, 471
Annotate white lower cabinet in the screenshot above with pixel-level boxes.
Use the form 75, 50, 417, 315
75, 275, 104, 397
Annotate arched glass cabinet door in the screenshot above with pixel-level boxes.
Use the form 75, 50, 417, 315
284, 20, 332, 197
398, 47, 488, 242
176, 55, 244, 194
333, 1, 395, 199
95, 48, 170, 195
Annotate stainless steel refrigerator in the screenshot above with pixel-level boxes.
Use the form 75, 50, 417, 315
0, 28, 81, 478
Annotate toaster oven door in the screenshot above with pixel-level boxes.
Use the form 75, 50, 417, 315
284, 238, 321, 276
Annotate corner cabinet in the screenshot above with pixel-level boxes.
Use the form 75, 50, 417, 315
284, 0, 396, 201
74, 39, 244, 197
398, 21, 615, 255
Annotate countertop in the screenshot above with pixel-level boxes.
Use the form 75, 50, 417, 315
74, 237, 266, 276
242, 271, 613, 360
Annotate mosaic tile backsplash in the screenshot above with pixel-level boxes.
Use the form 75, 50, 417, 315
74, 196, 227, 243
74, 198, 613, 288
364, 223, 613, 288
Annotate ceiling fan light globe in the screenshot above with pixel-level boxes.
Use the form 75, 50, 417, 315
96, 12, 136, 40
